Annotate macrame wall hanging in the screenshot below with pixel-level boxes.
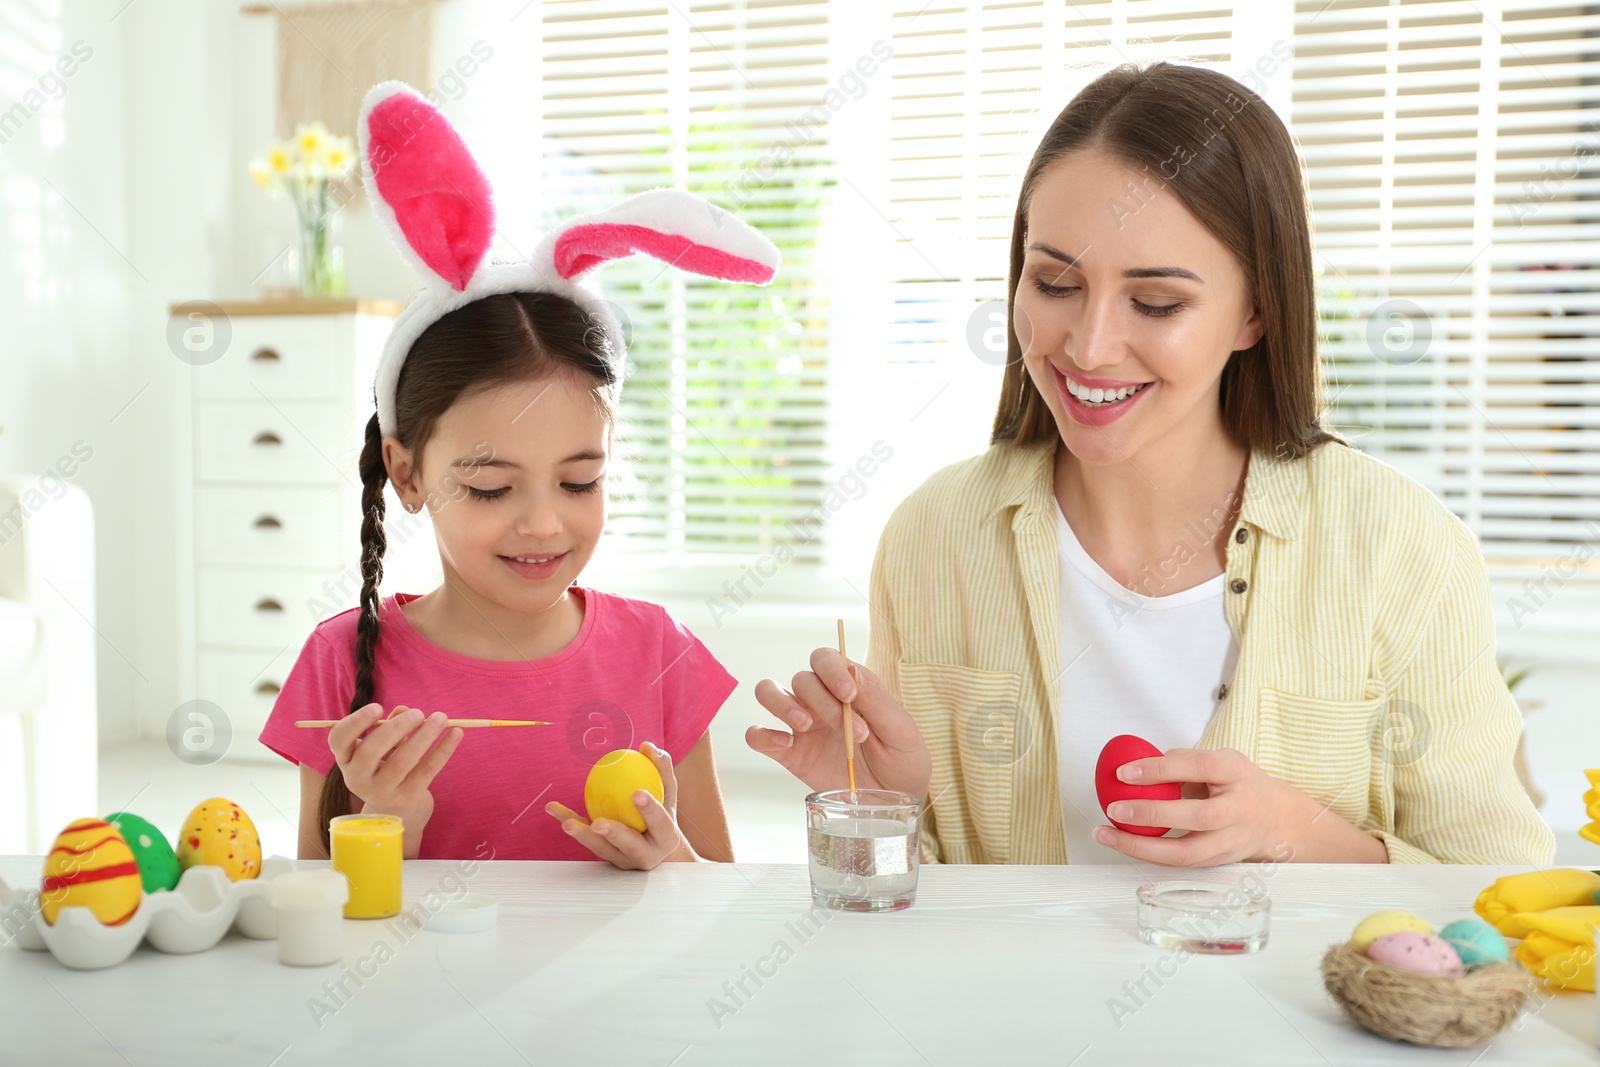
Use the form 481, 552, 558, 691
247, 0, 435, 142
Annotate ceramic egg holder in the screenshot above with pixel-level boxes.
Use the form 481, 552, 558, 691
0, 856, 295, 970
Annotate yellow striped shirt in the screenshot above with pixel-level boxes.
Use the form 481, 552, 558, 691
866, 439, 1554, 865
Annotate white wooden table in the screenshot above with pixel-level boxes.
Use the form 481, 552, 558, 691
2, 858, 1595, 1066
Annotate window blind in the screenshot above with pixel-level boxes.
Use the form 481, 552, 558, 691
534, 0, 1597, 585
539, 0, 833, 562
1297, 0, 1600, 582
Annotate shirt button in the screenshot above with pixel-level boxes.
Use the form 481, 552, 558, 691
1230, 578, 1248, 594
1235, 527, 1248, 543
1216, 683, 1229, 700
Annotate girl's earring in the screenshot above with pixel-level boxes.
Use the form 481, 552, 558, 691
405, 502, 417, 513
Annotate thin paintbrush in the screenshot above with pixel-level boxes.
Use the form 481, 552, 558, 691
838, 618, 858, 801
295, 719, 549, 729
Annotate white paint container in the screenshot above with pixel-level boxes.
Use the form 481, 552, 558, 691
270, 869, 348, 967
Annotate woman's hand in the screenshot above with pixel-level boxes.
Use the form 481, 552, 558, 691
1092, 747, 1388, 865
748, 648, 932, 800
327, 703, 463, 859
545, 742, 697, 870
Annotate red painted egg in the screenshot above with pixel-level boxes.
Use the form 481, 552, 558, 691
1095, 735, 1181, 836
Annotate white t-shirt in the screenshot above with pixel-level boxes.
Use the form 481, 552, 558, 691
1054, 504, 1239, 862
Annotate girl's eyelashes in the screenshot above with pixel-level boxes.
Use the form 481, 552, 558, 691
1029, 275, 1186, 317
462, 477, 605, 500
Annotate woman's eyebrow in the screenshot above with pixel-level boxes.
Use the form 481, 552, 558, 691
1027, 241, 1204, 284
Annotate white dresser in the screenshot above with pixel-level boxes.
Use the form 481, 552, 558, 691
172, 299, 401, 760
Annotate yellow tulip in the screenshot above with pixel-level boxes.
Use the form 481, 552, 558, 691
1516, 905, 1600, 946
1475, 868, 1600, 937
1515, 931, 1596, 992
1581, 769, 1600, 840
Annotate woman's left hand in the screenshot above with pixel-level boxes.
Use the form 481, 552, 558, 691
1092, 747, 1370, 865
545, 742, 698, 870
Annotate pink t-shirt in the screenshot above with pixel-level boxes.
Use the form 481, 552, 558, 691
257, 587, 736, 860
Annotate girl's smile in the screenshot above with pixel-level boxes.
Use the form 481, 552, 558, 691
499, 552, 569, 581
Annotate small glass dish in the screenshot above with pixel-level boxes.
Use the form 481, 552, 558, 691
1135, 879, 1271, 954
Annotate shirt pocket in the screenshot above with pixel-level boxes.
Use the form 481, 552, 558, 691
896, 660, 1026, 859
1254, 685, 1386, 831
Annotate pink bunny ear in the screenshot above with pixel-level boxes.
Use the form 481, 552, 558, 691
358, 81, 494, 292
550, 189, 779, 285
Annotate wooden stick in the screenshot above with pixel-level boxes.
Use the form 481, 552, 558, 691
294, 719, 549, 729
838, 618, 857, 800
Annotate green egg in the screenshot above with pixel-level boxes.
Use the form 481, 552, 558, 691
1438, 917, 1509, 971
105, 811, 180, 893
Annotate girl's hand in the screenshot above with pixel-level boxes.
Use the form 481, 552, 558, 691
328, 703, 463, 857
545, 742, 696, 870
748, 648, 932, 800
1092, 747, 1386, 865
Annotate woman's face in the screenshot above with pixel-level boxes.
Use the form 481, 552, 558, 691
1012, 148, 1263, 467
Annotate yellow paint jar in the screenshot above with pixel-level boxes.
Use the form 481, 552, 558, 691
329, 814, 403, 919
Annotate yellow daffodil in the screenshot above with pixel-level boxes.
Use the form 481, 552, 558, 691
247, 159, 273, 189
320, 135, 354, 176
295, 121, 328, 157
266, 144, 293, 174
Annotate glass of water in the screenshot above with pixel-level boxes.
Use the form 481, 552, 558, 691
805, 789, 922, 911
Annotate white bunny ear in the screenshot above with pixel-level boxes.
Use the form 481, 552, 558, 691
544, 188, 780, 285
358, 80, 495, 292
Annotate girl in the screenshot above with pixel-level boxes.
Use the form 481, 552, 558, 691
258, 81, 781, 868
747, 62, 1554, 866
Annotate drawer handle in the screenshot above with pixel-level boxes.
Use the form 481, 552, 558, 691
250, 347, 281, 362
253, 597, 285, 614
255, 680, 282, 696
252, 431, 283, 447
253, 514, 283, 530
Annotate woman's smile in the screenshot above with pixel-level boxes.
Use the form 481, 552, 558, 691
1052, 364, 1156, 426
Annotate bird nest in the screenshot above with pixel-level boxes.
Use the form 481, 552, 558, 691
1321, 940, 1532, 1049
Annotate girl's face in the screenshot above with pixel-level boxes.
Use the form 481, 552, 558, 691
1012, 148, 1263, 467
386, 368, 610, 616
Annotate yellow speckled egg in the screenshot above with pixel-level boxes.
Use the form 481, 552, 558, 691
176, 797, 261, 881
40, 818, 142, 926
1353, 910, 1432, 953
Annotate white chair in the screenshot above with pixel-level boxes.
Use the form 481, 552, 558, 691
0, 476, 96, 854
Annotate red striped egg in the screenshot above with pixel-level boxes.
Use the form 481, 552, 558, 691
40, 818, 142, 926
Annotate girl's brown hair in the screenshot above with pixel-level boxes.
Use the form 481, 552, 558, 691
992, 61, 1341, 457
316, 291, 620, 851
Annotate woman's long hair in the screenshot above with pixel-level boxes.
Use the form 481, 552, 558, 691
992, 61, 1340, 458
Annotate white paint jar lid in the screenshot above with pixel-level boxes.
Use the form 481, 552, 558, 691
423, 894, 498, 933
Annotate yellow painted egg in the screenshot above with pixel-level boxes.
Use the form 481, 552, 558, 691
176, 797, 261, 881
40, 818, 142, 926
584, 749, 664, 833
1352, 910, 1432, 953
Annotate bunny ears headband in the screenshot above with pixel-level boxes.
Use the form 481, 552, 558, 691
356, 80, 781, 437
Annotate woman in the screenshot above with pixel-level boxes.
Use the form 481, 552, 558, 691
747, 62, 1553, 866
